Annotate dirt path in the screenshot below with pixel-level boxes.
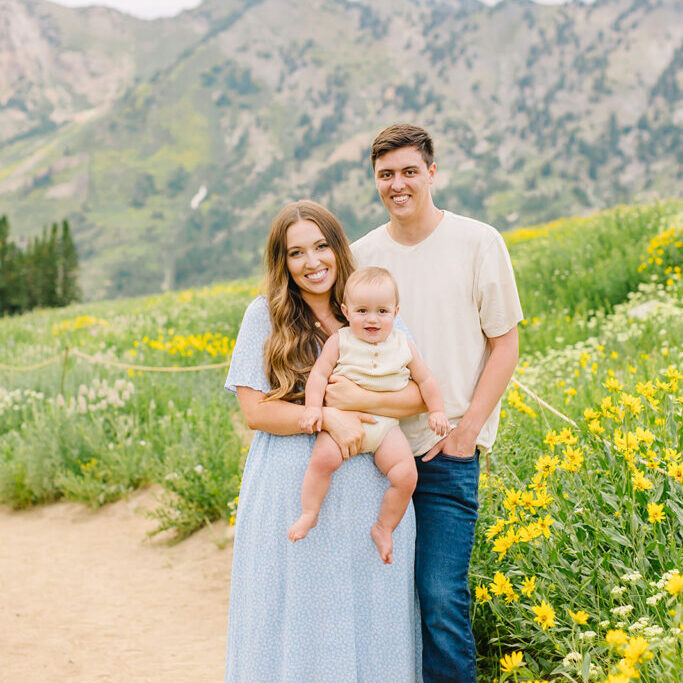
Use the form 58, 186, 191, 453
0, 488, 233, 683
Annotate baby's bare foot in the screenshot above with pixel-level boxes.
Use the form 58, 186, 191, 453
371, 523, 394, 564
287, 512, 318, 542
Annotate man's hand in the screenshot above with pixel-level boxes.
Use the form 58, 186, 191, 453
322, 407, 376, 460
324, 374, 368, 411
299, 406, 323, 433
428, 411, 450, 437
422, 420, 478, 462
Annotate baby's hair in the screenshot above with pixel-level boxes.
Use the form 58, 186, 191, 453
344, 266, 399, 306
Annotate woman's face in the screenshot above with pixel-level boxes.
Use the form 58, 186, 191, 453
285, 219, 338, 298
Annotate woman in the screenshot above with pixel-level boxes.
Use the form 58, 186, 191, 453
224, 200, 422, 681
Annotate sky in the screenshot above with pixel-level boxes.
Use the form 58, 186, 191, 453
50, 0, 568, 21
50, 1, 203, 20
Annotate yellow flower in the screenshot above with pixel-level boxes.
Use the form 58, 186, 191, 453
558, 427, 578, 445
665, 574, 683, 596
606, 629, 628, 646
568, 609, 589, 625
601, 675, 630, 683
535, 455, 559, 478
604, 377, 623, 392
492, 527, 518, 560
647, 502, 665, 524
538, 515, 555, 538
532, 489, 553, 508
560, 445, 584, 472
588, 419, 605, 435
521, 576, 536, 597
669, 462, 683, 484
623, 636, 652, 664
504, 591, 519, 604
532, 601, 555, 630
635, 427, 655, 445
475, 585, 491, 603
490, 572, 513, 596
617, 659, 640, 679
503, 488, 523, 510
632, 470, 653, 492
485, 518, 506, 540
543, 429, 561, 451
584, 407, 600, 420
500, 651, 524, 672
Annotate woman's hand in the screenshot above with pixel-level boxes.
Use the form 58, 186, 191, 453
322, 407, 376, 460
324, 375, 369, 411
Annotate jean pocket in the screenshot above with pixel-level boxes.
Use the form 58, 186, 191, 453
437, 447, 479, 463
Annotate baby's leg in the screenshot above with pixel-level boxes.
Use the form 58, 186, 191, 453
371, 427, 418, 564
287, 431, 344, 542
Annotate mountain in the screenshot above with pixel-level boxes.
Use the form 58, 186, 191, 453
0, 0, 681, 300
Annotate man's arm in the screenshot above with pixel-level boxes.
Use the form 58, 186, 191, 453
324, 375, 426, 418
422, 325, 519, 461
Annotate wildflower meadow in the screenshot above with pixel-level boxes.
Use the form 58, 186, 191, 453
1, 200, 681, 681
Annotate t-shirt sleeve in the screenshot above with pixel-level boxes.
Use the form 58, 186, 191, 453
475, 234, 524, 338
224, 296, 272, 394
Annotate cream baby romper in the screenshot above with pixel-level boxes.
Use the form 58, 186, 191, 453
333, 327, 412, 452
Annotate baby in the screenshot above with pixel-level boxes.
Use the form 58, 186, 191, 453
287, 266, 449, 564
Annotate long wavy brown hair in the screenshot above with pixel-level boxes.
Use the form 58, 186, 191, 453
263, 200, 354, 403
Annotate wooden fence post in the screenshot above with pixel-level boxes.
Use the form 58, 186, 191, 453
60, 347, 70, 396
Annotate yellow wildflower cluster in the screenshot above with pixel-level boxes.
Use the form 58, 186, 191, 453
52, 315, 110, 335
506, 389, 536, 418
134, 331, 236, 359
175, 282, 260, 303
637, 225, 683, 276
602, 632, 654, 682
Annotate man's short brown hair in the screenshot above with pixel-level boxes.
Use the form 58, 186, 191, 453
370, 124, 435, 169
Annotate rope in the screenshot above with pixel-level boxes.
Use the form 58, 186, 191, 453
0, 355, 62, 371
511, 377, 578, 427
0, 349, 230, 373
70, 349, 230, 373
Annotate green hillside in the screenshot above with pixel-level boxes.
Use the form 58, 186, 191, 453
1, 200, 681, 679
0, 0, 681, 299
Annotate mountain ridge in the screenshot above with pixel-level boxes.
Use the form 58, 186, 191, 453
0, 0, 680, 299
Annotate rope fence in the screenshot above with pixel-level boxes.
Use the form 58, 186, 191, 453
0, 347, 230, 374
0, 349, 672, 475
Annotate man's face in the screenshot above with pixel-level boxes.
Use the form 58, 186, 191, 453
374, 146, 435, 221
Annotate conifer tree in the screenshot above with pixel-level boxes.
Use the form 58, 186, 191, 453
0, 215, 9, 313
59, 219, 80, 304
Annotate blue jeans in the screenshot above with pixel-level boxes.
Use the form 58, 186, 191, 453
414, 449, 480, 683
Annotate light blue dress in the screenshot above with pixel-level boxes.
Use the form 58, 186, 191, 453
224, 297, 421, 682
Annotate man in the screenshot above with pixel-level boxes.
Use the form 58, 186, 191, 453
346, 124, 522, 682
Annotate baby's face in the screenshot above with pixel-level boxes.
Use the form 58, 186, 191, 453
342, 279, 397, 344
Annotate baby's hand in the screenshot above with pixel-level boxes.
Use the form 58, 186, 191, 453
299, 406, 323, 434
429, 411, 450, 437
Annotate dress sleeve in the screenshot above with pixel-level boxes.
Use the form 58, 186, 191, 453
393, 313, 415, 344
475, 234, 524, 338
224, 296, 272, 394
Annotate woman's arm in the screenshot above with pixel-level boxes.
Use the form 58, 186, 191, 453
236, 386, 306, 435
324, 375, 426, 418
236, 386, 376, 458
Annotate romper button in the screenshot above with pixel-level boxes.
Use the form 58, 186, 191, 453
372, 362, 377, 368
374, 351, 378, 357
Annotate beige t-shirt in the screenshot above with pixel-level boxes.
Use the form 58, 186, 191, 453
351, 210, 523, 455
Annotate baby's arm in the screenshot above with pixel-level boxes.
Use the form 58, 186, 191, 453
300, 333, 340, 433
405, 340, 450, 436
